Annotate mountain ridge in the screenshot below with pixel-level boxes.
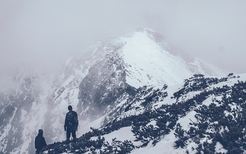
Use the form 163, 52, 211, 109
0, 29, 236, 154
43, 73, 246, 154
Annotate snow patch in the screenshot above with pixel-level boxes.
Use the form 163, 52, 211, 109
215, 142, 228, 153
177, 111, 197, 131
103, 127, 135, 143
132, 131, 183, 154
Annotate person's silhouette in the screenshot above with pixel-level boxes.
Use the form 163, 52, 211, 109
64, 105, 78, 141
35, 129, 47, 154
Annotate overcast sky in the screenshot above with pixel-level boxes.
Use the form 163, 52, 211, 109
0, 0, 246, 88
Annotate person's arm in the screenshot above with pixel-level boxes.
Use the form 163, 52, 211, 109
43, 137, 47, 146
64, 114, 67, 131
35, 137, 38, 149
40, 137, 47, 151
75, 112, 78, 131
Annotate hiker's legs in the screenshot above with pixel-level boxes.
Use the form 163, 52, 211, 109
72, 130, 76, 140
36, 150, 41, 154
66, 131, 71, 141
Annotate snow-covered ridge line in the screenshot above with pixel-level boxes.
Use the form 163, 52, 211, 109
43, 73, 246, 154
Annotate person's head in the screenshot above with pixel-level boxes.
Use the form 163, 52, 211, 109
68, 105, 72, 111
38, 129, 43, 136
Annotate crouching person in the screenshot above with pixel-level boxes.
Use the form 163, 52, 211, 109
35, 129, 47, 154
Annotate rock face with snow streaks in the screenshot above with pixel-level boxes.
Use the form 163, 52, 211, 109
77, 30, 212, 120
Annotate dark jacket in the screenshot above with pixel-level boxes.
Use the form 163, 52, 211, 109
35, 134, 47, 152
64, 110, 78, 132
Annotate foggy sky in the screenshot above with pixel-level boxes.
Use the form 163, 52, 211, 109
0, 0, 246, 89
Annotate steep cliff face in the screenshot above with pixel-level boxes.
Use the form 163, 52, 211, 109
78, 51, 129, 119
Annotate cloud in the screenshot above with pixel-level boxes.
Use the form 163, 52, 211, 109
0, 0, 245, 90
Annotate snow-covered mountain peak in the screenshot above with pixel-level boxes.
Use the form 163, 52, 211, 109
69, 29, 221, 90
114, 30, 193, 88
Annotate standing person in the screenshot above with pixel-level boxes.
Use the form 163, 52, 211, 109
35, 129, 47, 154
64, 105, 78, 141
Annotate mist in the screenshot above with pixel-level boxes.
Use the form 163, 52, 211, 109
1, 0, 246, 90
